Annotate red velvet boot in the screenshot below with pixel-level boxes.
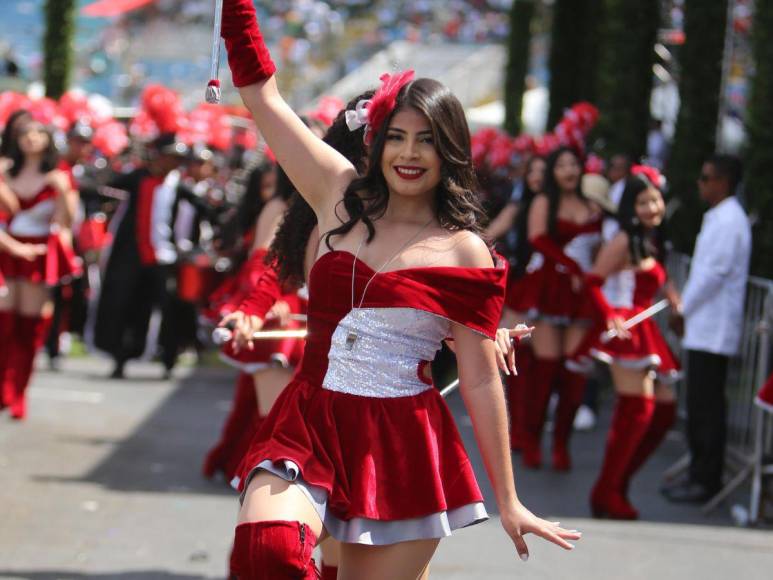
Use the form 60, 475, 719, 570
203, 373, 258, 479
522, 356, 560, 468
229, 521, 318, 580
590, 395, 656, 519
321, 564, 338, 580
551, 365, 587, 471
506, 344, 533, 452
622, 399, 677, 500
0, 310, 16, 411
7, 314, 52, 420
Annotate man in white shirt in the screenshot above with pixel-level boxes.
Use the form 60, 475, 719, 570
665, 154, 752, 503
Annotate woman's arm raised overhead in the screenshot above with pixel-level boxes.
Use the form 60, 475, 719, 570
221, 0, 357, 219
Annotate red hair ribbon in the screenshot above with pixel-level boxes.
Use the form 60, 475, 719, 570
631, 164, 665, 190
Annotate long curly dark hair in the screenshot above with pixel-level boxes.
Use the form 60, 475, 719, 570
324, 78, 487, 249
510, 155, 545, 277
4, 115, 59, 178
266, 90, 374, 288
0, 109, 31, 158
542, 146, 588, 238
615, 175, 668, 264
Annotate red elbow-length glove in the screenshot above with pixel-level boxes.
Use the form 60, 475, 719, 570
584, 273, 614, 321
221, 0, 277, 87
237, 267, 282, 319
529, 234, 583, 277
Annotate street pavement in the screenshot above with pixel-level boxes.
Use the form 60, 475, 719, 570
1, 356, 771, 579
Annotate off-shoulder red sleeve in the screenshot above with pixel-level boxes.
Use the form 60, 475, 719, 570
361, 254, 508, 340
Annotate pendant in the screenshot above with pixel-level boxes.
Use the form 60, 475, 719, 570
345, 331, 358, 351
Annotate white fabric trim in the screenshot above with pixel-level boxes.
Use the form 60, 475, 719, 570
238, 460, 489, 546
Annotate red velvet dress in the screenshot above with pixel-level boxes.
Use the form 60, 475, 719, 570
235, 249, 506, 545
519, 217, 601, 324
0, 184, 81, 285
591, 261, 680, 382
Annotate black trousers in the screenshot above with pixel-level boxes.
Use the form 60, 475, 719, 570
686, 349, 729, 491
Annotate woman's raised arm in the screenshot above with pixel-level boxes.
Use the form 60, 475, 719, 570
222, 0, 357, 219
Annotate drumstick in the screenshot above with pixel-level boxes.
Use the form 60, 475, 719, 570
212, 327, 308, 345
205, 0, 224, 103
600, 298, 670, 343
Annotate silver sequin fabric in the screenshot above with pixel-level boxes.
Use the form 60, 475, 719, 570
7, 199, 56, 237
322, 307, 449, 398
563, 231, 601, 272
602, 269, 636, 309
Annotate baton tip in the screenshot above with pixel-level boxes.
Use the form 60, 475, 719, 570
205, 81, 221, 104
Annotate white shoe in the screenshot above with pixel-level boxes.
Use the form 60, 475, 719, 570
573, 405, 596, 431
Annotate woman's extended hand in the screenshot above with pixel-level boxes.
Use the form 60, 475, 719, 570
606, 315, 630, 340
218, 310, 264, 352
10, 241, 47, 261
501, 502, 581, 561
494, 324, 534, 376
265, 300, 291, 327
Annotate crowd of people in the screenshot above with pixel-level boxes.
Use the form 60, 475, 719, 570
0, 0, 758, 578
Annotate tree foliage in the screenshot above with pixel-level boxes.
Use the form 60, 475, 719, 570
666, 0, 728, 252
504, 0, 536, 135
745, 0, 773, 277
43, 0, 76, 99
594, 0, 660, 159
547, 0, 603, 128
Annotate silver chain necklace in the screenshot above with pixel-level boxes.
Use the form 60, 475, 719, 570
345, 218, 434, 350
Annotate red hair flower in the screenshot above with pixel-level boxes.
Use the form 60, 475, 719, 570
348, 70, 415, 145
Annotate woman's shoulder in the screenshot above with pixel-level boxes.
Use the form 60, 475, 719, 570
433, 230, 495, 269
45, 168, 70, 192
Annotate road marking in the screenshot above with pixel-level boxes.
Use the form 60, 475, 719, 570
29, 388, 104, 404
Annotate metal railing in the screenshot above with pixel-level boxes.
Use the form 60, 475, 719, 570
662, 253, 773, 519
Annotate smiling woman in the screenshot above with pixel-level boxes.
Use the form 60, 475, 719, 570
217, 0, 581, 577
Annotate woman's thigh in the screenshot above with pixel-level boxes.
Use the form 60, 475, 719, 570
338, 538, 440, 580
17, 281, 52, 317
0, 279, 18, 311
653, 380, 676, 402
561, 323, 589, 357
253, 367, 294, 416
610, 364, 654, 398
531, 321, 563, 359
238, 471, 325, 540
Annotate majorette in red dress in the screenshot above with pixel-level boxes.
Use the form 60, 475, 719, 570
0, 184, 81, 286
519, 217, 601, 323
234, 249, 506, 545
590, 261, 680, 382
213, 248, 306, 372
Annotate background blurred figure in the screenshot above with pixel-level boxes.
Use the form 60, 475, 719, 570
92, 134, 187, 379
665, 154, 751, 503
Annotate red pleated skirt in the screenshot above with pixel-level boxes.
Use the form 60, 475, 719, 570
592, 310, 680, 381
237, 377, 483, 522
0, 233, 82, 286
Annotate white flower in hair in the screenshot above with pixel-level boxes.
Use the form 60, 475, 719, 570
345, 99, 371, 132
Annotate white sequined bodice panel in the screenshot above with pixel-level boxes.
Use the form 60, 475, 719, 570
322, 307, 449, 398
602, 269, 635, 309
563, 231, 601, 272
8, 199, 55, 237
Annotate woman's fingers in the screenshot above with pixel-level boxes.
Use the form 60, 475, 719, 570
507, 345, 517, 375
510, 530, 530, 562
495, 346, 509, 375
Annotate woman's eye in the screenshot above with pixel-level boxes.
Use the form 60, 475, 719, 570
386, 133, 402, 141
420, 136, 434, 144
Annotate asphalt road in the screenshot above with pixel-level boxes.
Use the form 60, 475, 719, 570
1, 356, 771, 579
